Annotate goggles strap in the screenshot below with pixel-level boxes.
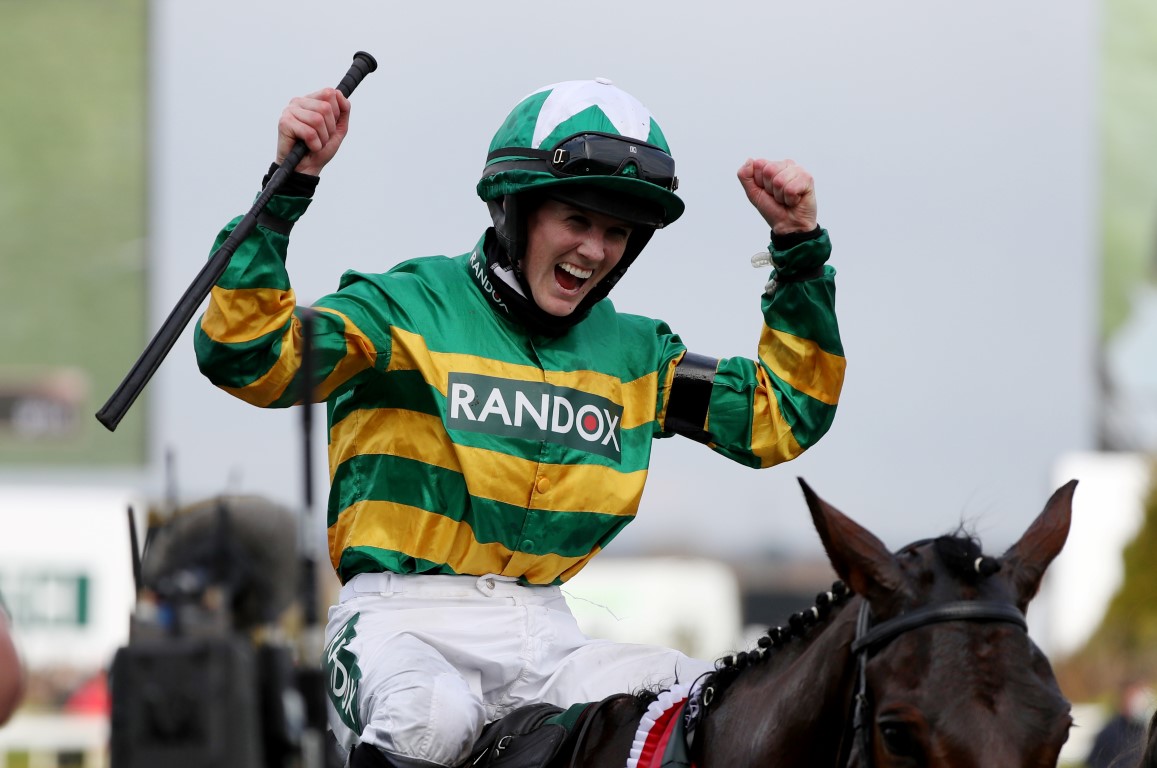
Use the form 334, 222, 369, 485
486, 139, 677, 191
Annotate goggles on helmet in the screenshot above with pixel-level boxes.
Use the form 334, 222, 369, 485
487, 132, 679, 192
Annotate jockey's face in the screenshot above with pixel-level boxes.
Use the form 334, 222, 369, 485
521, 199, 632, 317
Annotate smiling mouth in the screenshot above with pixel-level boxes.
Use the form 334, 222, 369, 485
555, 263, 593, 292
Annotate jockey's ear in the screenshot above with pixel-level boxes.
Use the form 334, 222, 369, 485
999, 480, 1076, 613
798, 478, 905, 607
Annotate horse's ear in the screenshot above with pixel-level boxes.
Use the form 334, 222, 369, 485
1000, 480, 1077, 612
799, 478, 903, 603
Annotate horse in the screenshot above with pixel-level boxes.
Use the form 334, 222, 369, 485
560, 478, 1077, 768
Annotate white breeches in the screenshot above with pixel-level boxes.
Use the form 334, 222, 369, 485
323, 572, 713, 768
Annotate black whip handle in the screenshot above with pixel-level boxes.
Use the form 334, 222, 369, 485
96, 51, 378, 432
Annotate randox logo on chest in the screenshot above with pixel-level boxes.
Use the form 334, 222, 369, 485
447, 372, 623, 461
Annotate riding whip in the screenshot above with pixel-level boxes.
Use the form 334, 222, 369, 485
95, 50, 378, 432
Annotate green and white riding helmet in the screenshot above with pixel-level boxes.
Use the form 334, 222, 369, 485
477, 78, 684, 319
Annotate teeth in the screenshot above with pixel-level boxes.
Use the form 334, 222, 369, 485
559, 263, 593, 280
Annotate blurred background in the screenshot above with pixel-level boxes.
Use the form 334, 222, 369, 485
0, 0, 1155, 765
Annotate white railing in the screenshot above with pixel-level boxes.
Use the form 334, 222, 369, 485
0, 713, 107, 768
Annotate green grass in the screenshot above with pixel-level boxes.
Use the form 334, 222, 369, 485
0, 0, 148, 464
1100, 0, 1157, 337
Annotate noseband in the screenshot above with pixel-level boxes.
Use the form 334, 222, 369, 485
847, 598, 1028, 765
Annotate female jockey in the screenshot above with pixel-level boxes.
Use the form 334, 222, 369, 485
195, 77, 844, 768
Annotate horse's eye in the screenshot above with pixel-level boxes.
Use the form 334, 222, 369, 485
878, 721, 922, 759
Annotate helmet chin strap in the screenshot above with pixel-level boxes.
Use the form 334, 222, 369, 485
484, 194, 655, 335
482, 230, 582, 336
486, 196, 528, 274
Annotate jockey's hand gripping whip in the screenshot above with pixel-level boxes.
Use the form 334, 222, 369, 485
96, 51, 378, 432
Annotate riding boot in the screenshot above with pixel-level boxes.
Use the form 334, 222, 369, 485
470, 703, 569, 768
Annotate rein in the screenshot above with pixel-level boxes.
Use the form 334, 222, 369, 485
847, 599, 1028, 765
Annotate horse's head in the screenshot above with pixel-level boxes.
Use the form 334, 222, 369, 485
801, 479, 1076, 767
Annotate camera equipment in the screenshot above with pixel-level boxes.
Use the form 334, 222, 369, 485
110, 495, 322, 768
111, 304, 337, 767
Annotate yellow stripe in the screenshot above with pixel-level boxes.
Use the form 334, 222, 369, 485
623, 374, 659, 424
202, 286, 296, 344
388, 327, 658, 429
329, 408, 645, 515
758, 327, 845, 406
747, 362, 805, 468
659, 351, 786, 464
312, 306, 377, 399
210, 302, 377, 407
501, 547, 602, 584
221, 321, 299, 406
655, 356, 680, 426
328, 501, 601, 584
555, 547, 602, 583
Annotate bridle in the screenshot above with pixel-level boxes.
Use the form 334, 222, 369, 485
846, 597, 1028, 766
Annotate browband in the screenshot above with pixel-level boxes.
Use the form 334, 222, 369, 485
851, 600, 1027, 655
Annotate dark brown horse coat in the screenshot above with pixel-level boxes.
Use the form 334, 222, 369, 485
565, 480, 1077, 768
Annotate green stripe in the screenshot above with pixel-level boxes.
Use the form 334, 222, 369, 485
534, 423, 653, 473
763, 370, 838, 450
308, 307, 366, 378
266, 310, 359, 407
762, 270, 843, 355
210, 197, 309, 291
195, 303, 354, 397
646, 117, 671, 152
213, 225, 293, 292
264, 195, 311, 221
323, 256, 677, 386
312, 277, 396, 363
330, 369, 439, 424
699, 357, 761, 469
210, 196, 311, 292
538, 104, 620, 149
489, 89, 552, 152
339, 547, 458, 583
330, 453, 468, 527
707, 356, 838, 462
193, 325, 285, 389
331, 453, 631, 555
